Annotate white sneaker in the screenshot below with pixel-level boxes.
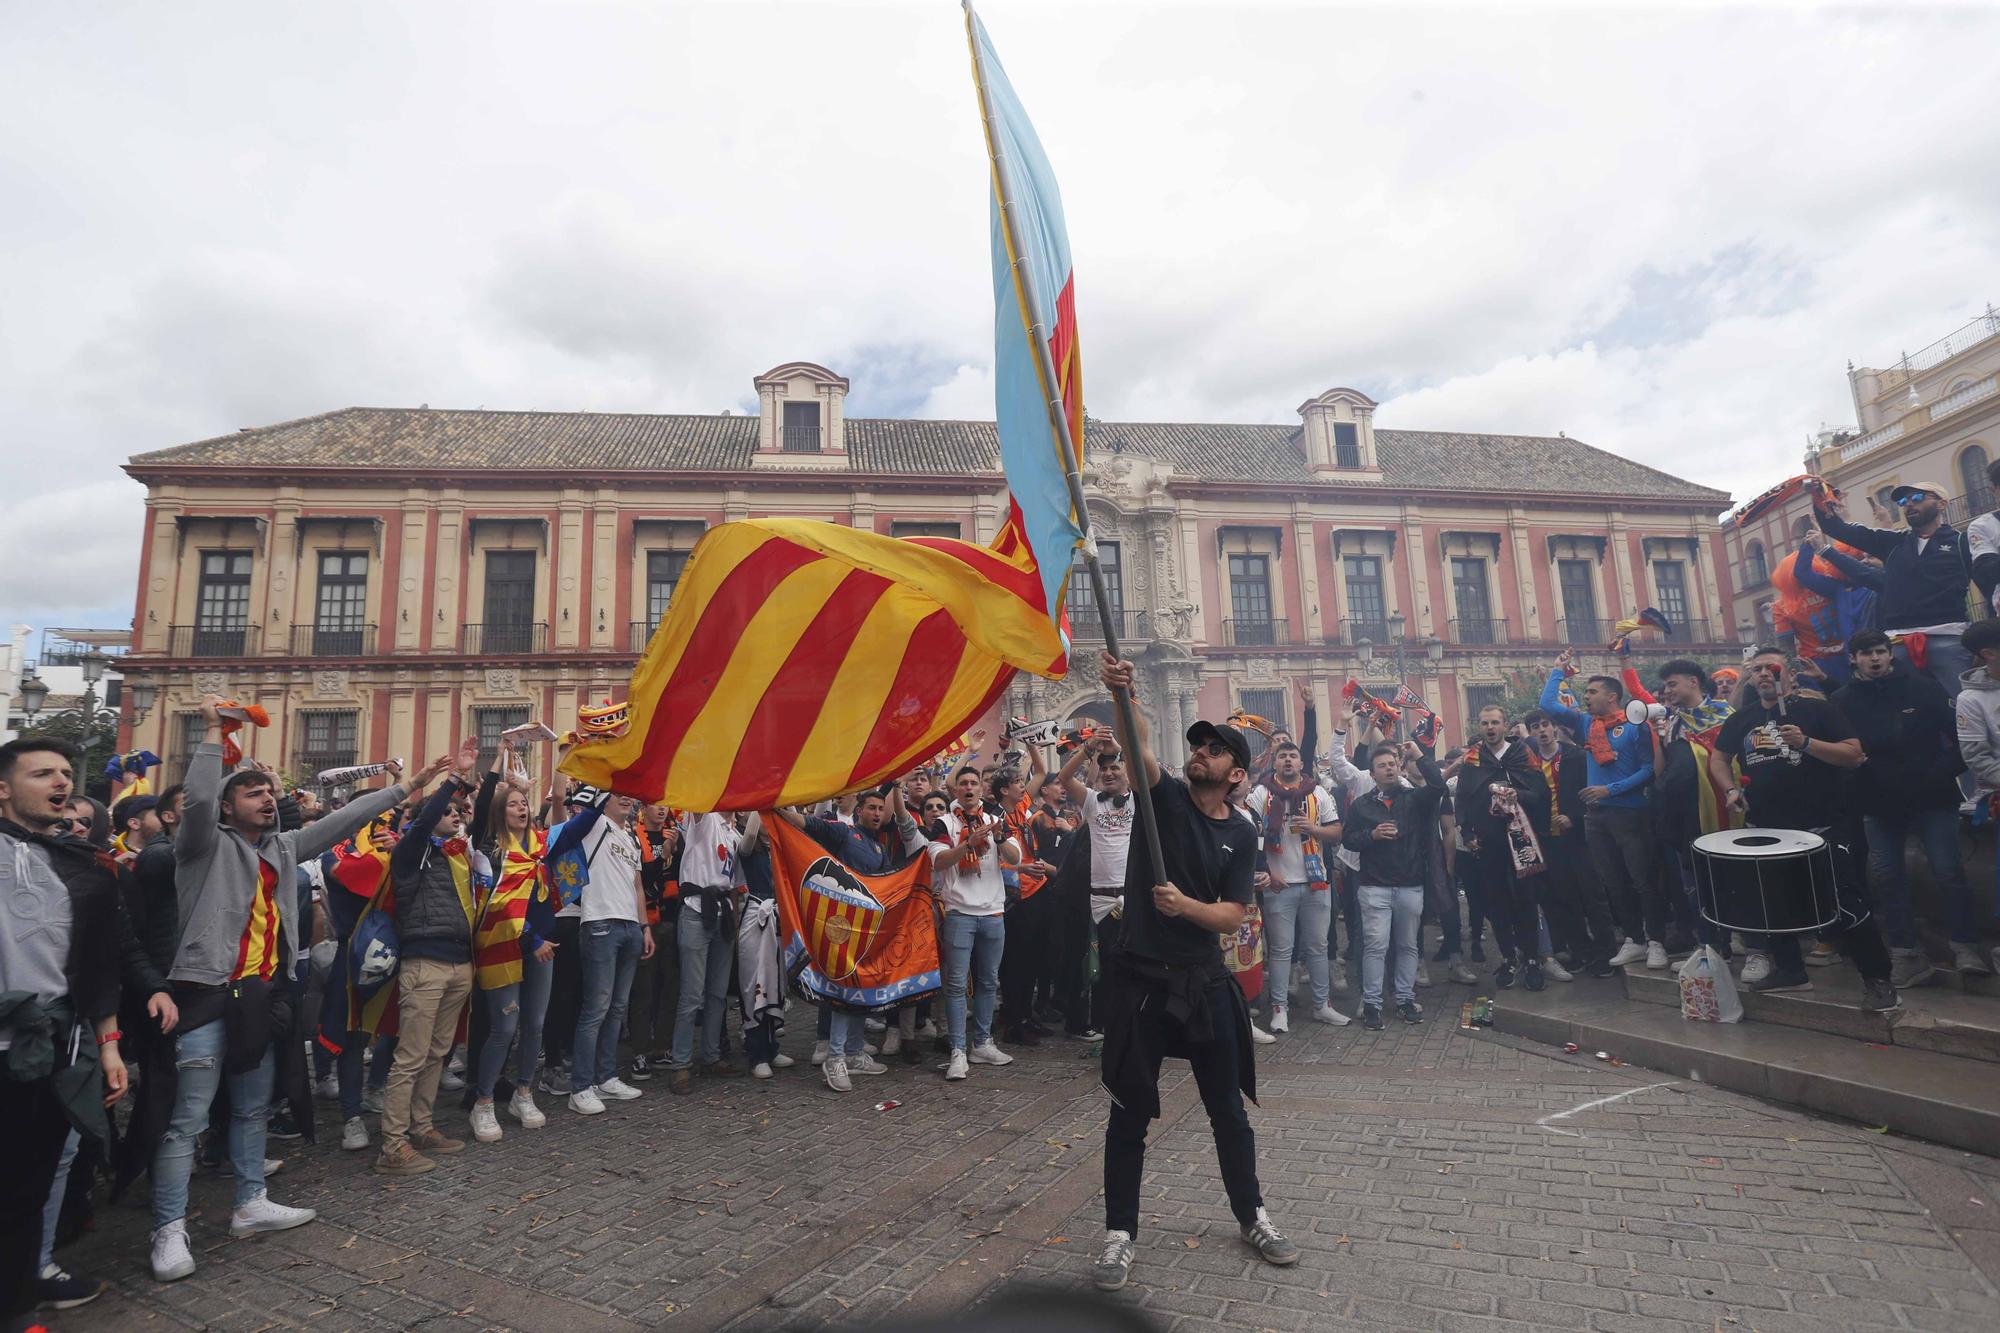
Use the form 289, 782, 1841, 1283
361, 1087, 384, 1115
1268, 1007, 1290, 1034
447, 1050, 466, 1076
1330, 963, 1350, 996
1449, 962, 1478, 985
438, 1068, 466, 1092
1415, 962, 1432, 988
943, 1049, 969, 1080
1249, 1025, 1278, 1045
917, 1019, 939, 1038
261, 1158, 283, 1177
150, 1220, 195, 1282
882, 1028, 903, 1056
824, 1057, 853, 1092
509, 1088, 546, 1129
470, 1101, 502, 1143
864, 1017, 887, 1033
313, 1073, 340, 1101
229, 1191, 317, 1237
968, 1040, 1014, 1066
1953, 941, 1996, 976
848, 1053, 890, 1076
1541, 955, 1575, 983
1608, 939, 1648, 968
1890, 947, 1938, 988
1646, 941, 1670, 970
811, 1040, 830, 1066
1740, 952, 1773, 985
863, 1042, 879, 1056
771, 1052, 796, 1068
596, 1077, 643, 1101
568, 1087, 606, 1116
752, 1061, 774, 1080
341, 1116, 370, 1151
1313, 1004, 1351, 1027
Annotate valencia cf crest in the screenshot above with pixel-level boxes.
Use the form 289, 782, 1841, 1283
799, 856, 885, 981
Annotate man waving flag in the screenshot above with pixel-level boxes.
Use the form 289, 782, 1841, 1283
564, 5, 1087, 811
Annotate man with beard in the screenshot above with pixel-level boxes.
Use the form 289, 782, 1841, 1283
1523, 709, 1615, 978
1815, 483, 1974, 701
1091, 652, 1296, 1293
1454, 705, 1553, 991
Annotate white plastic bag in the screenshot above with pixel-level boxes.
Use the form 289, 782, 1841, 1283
1677, 945, 1744, 1024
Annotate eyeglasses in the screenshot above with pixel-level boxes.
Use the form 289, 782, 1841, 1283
1192, 741, 1235, 759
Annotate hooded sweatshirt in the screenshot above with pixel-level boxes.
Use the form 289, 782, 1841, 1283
1954, 667, 2000, 798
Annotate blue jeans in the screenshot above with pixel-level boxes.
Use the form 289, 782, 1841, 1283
572, 919, 642, 1091
478, 949, 554, 1097
335, 1033, 394, 1121
829, 1009, 869, 1059
670, 901, 734, 1071
154, 1018, 274, 1226
1864, 808, 1977, 948
941, 910, 1005, 1051
39, 1128, 80, 1268
1261, 882, 1331, 1012
1358, 885, 1423, 1009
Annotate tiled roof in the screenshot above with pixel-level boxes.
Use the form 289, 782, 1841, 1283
129, 406, 1729, 503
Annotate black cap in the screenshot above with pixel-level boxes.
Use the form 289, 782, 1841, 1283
1185, 719, 1252, 771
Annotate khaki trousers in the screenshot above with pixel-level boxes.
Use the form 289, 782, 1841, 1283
381, 958, 474, 1148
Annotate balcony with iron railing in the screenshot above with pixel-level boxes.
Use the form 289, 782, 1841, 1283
289, 624, 378, 657
459, 622, 548, 655
1334, 617, 1393, 648
1554, 616, 1602, 646
1220, 618, 1292, 647
1447, 616, 1509, 646
1067, 608, 1152, 644
630, 620, 662, 653
781, 425, 822, 452
166, 624, 260, 658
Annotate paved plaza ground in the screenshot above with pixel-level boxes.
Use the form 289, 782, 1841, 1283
46, 976, 2000, 1332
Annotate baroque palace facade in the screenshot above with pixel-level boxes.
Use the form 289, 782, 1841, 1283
118, 361, 1736, 790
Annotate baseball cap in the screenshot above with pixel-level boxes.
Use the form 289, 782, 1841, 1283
1185, 720, 1252, 770
1889, 481, 1949, 504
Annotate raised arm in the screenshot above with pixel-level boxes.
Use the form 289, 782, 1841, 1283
1819, 543, 1885, 592
1098, 651, 1161, 790
174, 696, 228, 866
1792, 542, 1848, 602
1538, 665, 1587, 731
1057, 736, 1095, 807
1813, 504, 1900, 559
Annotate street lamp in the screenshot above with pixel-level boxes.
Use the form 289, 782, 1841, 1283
18, 670, 49, 722
131, 680, 157, 723
1354, 614, 1443, 737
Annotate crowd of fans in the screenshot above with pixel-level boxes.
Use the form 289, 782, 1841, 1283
4, 480, 1999, 1327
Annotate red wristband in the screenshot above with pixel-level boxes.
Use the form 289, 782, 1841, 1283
97, 1030, 122, 1046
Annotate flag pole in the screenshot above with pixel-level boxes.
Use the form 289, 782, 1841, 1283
963, 0, 1169, 885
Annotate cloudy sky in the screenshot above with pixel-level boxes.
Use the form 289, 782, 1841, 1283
4, 0, 1997, 638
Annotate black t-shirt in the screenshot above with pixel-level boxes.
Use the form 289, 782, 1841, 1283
1118, 774, 1257, 966
1714, 694, 1855, 832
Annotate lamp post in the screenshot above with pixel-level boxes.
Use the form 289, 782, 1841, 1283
1355, 612, 1445, 738
17, 669, 49, 725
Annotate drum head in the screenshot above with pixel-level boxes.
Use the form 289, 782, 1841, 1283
1692, 828, 1825, 858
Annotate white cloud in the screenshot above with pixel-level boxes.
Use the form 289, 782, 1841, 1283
0, 480, 145, 624
4, 0, 2000, 634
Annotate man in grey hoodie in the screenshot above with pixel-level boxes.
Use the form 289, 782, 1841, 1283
149, 695, 421, 1285
1952, 619, 2000, 979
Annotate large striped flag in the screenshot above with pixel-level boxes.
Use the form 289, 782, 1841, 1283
565, 8, 1086, 809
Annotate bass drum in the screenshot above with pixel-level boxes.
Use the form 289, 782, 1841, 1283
1692, 828, 1839, 936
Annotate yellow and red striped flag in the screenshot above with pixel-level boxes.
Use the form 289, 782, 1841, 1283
565, 11, 1086, 810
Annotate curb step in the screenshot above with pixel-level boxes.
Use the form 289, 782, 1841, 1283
1489, 975, 2000, 1154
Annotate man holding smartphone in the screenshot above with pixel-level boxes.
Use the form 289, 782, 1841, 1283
1341, 741, 1448, 1029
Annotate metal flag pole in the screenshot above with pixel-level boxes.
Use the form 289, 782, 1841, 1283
963, 0, 1168, 884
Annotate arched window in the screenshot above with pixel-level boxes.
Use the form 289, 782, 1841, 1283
1744, 540, 1768, 585
1959, 444, 1994, 514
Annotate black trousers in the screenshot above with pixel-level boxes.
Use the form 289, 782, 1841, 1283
1543, 834, 1615, 964
542, 915, 583, 1065
0, 1067, 74, 1319
1767, 827, 1893, 982
1103, 977, 1262, 1237
1477, 838, 1541, 963
999, 889, 1051, 1030
1584, 805, 1665, 944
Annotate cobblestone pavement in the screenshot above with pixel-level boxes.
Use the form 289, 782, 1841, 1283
48, 975, 2000, 1332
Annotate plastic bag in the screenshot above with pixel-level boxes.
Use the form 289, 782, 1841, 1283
1677, 945, 1744, 1024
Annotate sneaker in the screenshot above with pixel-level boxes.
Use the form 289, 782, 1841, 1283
824, 1057, 853, 1091
848, 1053, 890, 1076
312, 1073, 340, 1102
863, 1041, 880, 1056
1361, 1005, 1384, 1031
1607, 939, 1647, 968
1249, 1025, 1278, 1045
341, 1116, 370, 1151
1397, 1000, 1424, 1024
37, 1263, 106, 1310
260, 1157, 283, 1177
1541, 955, 1574, 983
1415, 962, 1432, 988
229, 1191, 317, 1236
1522, 959, 1545, 992
1240, 1207, 1300, 1265
1890, 948, 1938, 989
537, 1064, 569, 1096
943, 1048, 970, 1080
597, 1077, 643, 1101
1952, 941, 1995, 976
1493, 962, 1516, 990
1331, 963, 1350, 996
509, 1088, 546, 1129
411, 1128, 465, 1155
447, 1049, 466, 1076
916, 1018, 939, 1039
1449, 961, 1478, 985
882, 1028, 903, 1057
1739, 952, 1773, 985
150, 1220, 195, 1282
1313, 1003, 1351, 1027
668, 1069, 693, 1095
1645, 940, 1670, 969
770, 1052, 796, 1068
568, 1087, 606, 1116
752, 1061, 774, 1080
702, 1059, 743, 1079
811, 1040, 830, 1067
1584, 957, 1616, 979
630, 1054, 653, 1081
470, 1101, 502, 1143
1067, 1027, 1105, 1042
1805, 942, 1838, 968
374, 1141, 436, 1176
438, 1068, 466, 1092
266, 1107, 303, 1141
1268, 1007, 1290, 1034
1093, 1229, 1136, 1291
1749, 970, 1813, 994
1861, 978, 1903, 1013
361, 1086, 385, 1115
864, 1016, 887, 1033
968, 1041, 1014, 1066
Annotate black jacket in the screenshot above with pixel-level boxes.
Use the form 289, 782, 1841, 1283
0, 819, 122, 1024
1455, 741, 1551, 841
1831, 667, 1965, 812
1816, 508, 1972, 630
390, 780, 475, 963
1340, 754, 1446, 885
128, 833, 181, 975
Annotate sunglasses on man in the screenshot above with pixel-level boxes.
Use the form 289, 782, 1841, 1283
1893, 491, 1932, 506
